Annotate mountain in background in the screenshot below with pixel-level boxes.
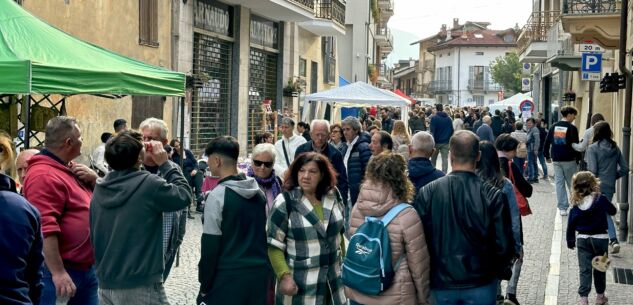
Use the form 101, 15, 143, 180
385, 28, 421, 67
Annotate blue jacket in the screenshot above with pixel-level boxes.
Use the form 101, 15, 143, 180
430, 112, 454, 144
0, 174, 44, 305
476, 124, 495, 143
345, 132, 372, 206
566, 194, 616, 248
502, 179, 522, 255
408, 157, 444, 193
295, 142, 349, 203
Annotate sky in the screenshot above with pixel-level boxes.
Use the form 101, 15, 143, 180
385, 0, 533, 66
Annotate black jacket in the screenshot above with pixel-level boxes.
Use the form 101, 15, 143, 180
295, 142, 349, 203
413, 171, 514, 289
345, 132, 372, 206
543, 121, 580, 161
491, 115, 504, 138
408, 157, 444, 193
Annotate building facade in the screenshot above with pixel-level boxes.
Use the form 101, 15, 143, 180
19, 0, 176, 163
517, 0, 632, 241
337, 0, 393, 86
176, 0, 345, 154
427, 19, 516, 106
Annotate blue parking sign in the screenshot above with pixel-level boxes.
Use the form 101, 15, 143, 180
581, 53, 602, 73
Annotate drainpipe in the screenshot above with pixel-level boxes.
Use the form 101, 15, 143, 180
457, 47, 461, 106
171, 0, 182, 144
618, 0, 631, 243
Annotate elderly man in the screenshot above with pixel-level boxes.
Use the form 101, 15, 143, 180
413, 130, 514, 304
368, 131, 393, 156
139, 117, 190, 280
15, 149, 39, 185
24, 116, 99, 305
295, 119, 349, 203
341, 116, 371, 207
274, 118, 307, 177
476, 116, 495, 143
408, 131, 444, 192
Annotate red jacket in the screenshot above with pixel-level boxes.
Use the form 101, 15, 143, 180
24, 154, 95, 270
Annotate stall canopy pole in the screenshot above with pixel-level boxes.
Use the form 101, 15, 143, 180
179, 96, 185, 168
24, 95, 30, 149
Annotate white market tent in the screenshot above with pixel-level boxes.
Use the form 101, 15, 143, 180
488, 92, 533, 114
302, 81, 411, 123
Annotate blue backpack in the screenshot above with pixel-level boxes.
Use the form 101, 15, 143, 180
342, 203, 412, 295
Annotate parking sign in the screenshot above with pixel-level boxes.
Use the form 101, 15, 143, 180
581, 53, 602, 73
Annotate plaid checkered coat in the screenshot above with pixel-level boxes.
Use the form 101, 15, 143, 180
267, 188, 347, 305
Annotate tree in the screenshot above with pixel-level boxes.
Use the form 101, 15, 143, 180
490, 52, 522, 95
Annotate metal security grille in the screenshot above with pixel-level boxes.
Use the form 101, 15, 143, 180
613, 268, 633, 285
248, 48, 278, 148
192, 33, 232, 155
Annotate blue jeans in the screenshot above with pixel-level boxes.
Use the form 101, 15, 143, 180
538, 151, 548, 177
431, 280, 498, 305
527, 152, 538, 180
603, 192, 617, 241
513, 157, 525, 175
553, 161, 577, 211
41, 265, 98, 305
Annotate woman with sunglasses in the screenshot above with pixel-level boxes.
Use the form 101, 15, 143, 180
248, 143, 283, 217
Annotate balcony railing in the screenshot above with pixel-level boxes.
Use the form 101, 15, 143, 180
289, 0, 315, 10
376, 25, 394, 45
316, 0, 346, 26
562, 0, 619, 14
468, 79, 502, 92
517, 10, 560, 55
429, 80, 453, 93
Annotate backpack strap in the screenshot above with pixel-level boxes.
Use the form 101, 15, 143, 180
380, 203, 412, 227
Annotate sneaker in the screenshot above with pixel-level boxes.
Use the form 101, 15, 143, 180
610, 240, 620, 254
580, 296, 588, 305
560, 209, 568, 216
504, 293, 520, 305
596, 294, 608, 305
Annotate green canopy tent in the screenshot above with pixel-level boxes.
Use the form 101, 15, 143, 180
0, 0, 186, 148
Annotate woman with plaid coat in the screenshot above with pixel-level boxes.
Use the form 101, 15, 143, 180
267, 152, 348, 305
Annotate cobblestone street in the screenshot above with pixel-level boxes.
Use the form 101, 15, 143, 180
165, 170, 633, 305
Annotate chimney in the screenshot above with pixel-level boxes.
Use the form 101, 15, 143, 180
453, 18, 459, 29
446, 29, 451, 41
410, 58, 415, 68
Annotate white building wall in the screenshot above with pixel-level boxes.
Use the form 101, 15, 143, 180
434, 46, 512, 106
337, 0, 371, 83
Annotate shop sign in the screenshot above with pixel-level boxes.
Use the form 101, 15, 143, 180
250, 16, 278, 49
194, 0, 233, 37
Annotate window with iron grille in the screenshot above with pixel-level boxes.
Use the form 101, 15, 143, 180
248, 48, 278, 148
139, 0, 159, 47
191, 33, 232, 155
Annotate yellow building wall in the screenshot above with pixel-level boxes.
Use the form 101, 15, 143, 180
298, 28, 338, 120
22, 0, 174, 162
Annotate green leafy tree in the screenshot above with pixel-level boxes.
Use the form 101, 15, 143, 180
490, 52, 522, 94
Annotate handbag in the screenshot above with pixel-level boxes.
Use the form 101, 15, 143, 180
508, 161, 532, 216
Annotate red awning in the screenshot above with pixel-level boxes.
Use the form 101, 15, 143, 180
393, 89, 415, 104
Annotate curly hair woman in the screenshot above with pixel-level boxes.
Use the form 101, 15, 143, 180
345, 153, 430, 305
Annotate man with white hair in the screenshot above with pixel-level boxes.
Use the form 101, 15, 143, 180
274, 117, 307, 177
139, 117, 190, 281
476, 115, 495, 143
15, 148, 39, 186
408, 131, 444, 193
294, 119, 349, 203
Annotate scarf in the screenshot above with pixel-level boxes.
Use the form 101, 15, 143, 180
247, 167, 282, 200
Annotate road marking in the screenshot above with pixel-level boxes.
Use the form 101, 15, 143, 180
544, 206, 562, 305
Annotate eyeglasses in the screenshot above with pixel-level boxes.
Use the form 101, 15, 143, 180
253, 160, 274, 168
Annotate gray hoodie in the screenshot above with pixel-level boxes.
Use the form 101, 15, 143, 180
587, 140, 629, 196
89, 162, 191, 289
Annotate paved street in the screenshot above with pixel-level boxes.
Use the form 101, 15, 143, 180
165, 168, 633, 305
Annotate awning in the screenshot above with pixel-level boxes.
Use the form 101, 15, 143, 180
0, 0, 185, 96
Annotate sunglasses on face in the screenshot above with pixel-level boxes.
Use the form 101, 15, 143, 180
253, 160, 274, 168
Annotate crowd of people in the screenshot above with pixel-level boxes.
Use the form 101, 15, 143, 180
0, 102, 628, 305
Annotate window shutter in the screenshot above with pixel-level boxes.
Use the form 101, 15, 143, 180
149, 0, 158, 45
484, 66, 490, 83
469, 66, 474, 81
139, 0, 148, 44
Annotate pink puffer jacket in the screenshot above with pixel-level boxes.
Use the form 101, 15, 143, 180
344, 181, 430, 305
